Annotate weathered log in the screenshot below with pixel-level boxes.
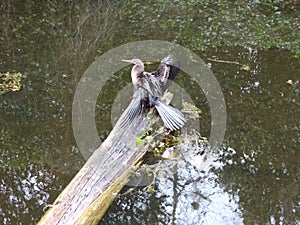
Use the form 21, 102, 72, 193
37, 101, 154, 225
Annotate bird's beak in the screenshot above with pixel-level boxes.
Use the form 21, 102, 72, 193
121, 59, 134, 64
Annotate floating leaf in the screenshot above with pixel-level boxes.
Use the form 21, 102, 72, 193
241, 65, 251, 72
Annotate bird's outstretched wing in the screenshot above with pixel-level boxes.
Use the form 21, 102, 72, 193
154, 55, 180, 93
119, 95, 142, 128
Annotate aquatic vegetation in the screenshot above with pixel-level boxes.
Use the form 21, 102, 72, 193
0, 72, 22, 95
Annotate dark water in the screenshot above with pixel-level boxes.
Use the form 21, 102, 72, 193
0, 1, 299, 225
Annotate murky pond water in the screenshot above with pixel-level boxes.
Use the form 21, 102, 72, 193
0, 1, 299, 225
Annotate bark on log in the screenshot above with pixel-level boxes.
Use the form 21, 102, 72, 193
37, 102, 154, 225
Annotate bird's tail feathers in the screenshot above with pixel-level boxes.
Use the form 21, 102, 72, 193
155, 101, 185, 131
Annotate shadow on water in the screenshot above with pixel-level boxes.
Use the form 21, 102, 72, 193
0, 1, 299, 224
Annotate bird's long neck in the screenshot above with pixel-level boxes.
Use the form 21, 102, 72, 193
131, 64, 144, 86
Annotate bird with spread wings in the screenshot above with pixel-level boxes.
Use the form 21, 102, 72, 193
120, 56, 185, 131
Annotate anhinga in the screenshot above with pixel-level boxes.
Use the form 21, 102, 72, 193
121, 56, 185, 131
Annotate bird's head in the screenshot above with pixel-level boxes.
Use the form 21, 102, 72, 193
122, 59, 144, 85
122, 58, 144, 68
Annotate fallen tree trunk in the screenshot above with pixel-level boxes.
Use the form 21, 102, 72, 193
38, 103, 154, 225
